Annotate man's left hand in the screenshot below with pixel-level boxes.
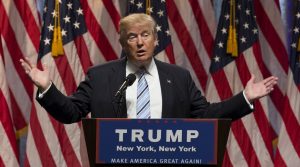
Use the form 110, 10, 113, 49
244, 74, 278, 103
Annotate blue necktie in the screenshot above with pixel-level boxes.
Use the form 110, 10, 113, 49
136, 71, 150, 119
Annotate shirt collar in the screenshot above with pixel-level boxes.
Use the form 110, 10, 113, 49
126, 58, 156, 77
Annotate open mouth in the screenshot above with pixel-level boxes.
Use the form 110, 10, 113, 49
137, 50, 146, 56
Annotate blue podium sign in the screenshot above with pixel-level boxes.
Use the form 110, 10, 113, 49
95, 119, 218, 165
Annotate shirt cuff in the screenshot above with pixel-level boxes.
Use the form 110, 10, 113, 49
38, 82, 52, 99
242, 90, 254, 109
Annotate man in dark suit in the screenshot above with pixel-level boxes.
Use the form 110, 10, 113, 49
20, 13, 278, 124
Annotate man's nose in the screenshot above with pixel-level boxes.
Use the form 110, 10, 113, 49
137, 35, 144, 46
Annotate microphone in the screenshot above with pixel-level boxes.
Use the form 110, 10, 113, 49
114, 73, 136, 100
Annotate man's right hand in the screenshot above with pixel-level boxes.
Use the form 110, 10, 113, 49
20, 57, 51, 91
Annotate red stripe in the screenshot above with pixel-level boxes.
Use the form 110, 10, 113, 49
0, 90, 18, 160
188, 0, 214, 59
281, 96, 300, 157
27, 105, 56, 167
37, 61, 80, 165
0, 2, 33, 99
53, 56, 78, 95
166, 0, 208, 89
0, 156, 4, 167
80, 0, 119, 61
102, 0, 121, 31
254, 0, 289, 73
24, 155, 30, 167
165, 44, 175, 64
10, 90, 28, 130
231, 120, 261, 166
222, 150, 233, 167
236, 52, 274, 160
49, 117, 81, 167
211, 62, 261, 165
74, 36, 92, 73
13, 0, 40, 51
274, 149, 287, 167
252, 43, 285, 115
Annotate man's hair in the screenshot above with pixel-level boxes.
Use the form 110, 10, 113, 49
119, 13, 157, 46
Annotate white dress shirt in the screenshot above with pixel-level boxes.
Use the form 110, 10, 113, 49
126, 58, 163, 118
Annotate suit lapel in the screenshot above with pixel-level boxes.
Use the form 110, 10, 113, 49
155, 60, 174, 118
110, 58, 127, 118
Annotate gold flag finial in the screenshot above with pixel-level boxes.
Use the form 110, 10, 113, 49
146, 0, 151, 15
227, 0, 238, 57
51, 0, 64, 57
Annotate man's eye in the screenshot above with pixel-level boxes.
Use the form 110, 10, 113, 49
128, 36, 136, 39
142, 33, 149, 37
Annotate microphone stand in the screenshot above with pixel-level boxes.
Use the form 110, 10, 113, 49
113, 91, 125, 118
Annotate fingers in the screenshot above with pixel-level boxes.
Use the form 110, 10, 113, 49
20, 58, 32, 74
20, 57, 37, 74
263, 76, 278, 93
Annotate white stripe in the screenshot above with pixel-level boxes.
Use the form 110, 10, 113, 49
243, 47, 282, 134
198, 0, 216, 38
259, 0, 287, 49
86, 0, 122, 57
226, 129, 248, 167
34, 99, 68, 167
258, 28, 287, 94
26, 0, 40, 26
42, 54, 83, 164
173, 0, 211, 74
26, 126, 43, 167
205, 77, 221, 102
223, 62, 244, 93
286, 70, 300, 123
155, 50, 170, 63
168, 20, 203, 92
111, 0, 122, 16
0, 54, 11, 115
1, 37, 31, 123
0, 123, 19, 167
277, 123, 300, 166
63, 123, 82, 165
223, 49, 273, 166
242, 114, 274, 166
2, 0, 38, 57
82, 32, 107, 65
63, 41, 86, 86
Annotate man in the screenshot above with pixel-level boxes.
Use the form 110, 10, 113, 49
20, 13, 278, 124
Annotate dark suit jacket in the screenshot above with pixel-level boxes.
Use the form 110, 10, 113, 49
37, 58, 253, 124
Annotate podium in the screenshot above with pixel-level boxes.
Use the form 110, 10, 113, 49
82, 118, 231, 166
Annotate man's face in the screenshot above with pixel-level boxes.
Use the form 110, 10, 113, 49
123, 22, 156, 67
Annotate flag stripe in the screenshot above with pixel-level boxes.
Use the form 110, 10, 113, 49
274, 150, 286, 167
74, 36, 93, 73
9, 90, 27, 131
254, 0, 288, 73
102, 0, 121, 31
166, 0, 208, 89
0, 2, 33, 98
53, 56, 78, 95
81, 0, 119, 61
0, 88, 18, 162
236, 52, 274, 161
49, 117, 81, 167
13, 0, 40, 50
28, 105, 56, 167
188, 0, 214, 59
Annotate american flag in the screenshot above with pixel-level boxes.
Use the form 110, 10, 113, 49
0, 32, 19, 166
274, 1, 300, 166
0, 0, 294, 166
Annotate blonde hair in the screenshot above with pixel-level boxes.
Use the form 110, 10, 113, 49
119, 13, 157, 46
